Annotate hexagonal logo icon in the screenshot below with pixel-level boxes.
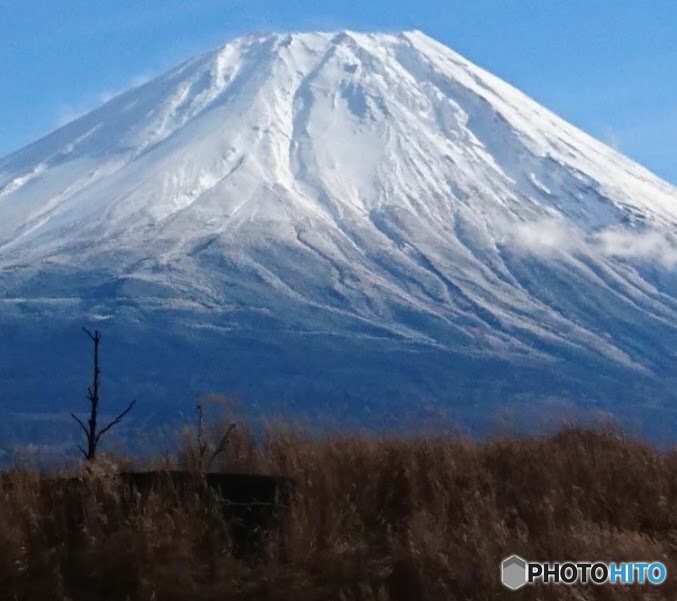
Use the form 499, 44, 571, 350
501, 555, 527, 590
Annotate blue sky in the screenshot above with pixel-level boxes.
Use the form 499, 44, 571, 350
1, 0, 675, 183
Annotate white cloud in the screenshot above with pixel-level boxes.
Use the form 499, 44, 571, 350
55, 74, 151, 128
594, 228, 677, 269
505, 216, 677, 270
98, 74, 151, 104
600, 126, 621, 152
506, 217, 582, 257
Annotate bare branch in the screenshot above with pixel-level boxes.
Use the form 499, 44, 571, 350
71, 413, 89, 437
82, 327, 98, 341
95, 399, 136, 443
77, 445, 88, 460
206, 423, 236, 471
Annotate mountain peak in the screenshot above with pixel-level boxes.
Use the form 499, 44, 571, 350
1, 30, 676, 433
2, 29, 675, 243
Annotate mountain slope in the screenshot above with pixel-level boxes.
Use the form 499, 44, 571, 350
1, 31, 676, 442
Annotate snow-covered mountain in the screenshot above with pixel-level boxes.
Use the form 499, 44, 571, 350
1, 31, 676, 443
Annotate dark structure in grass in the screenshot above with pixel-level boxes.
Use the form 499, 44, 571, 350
120, 471, 294, 556
7, 470, 294, 559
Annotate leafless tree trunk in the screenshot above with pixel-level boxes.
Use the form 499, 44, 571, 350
71, 327, 135, 461
195, 399, 236, 472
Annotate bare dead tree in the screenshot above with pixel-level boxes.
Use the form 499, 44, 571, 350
196, 399, 208, 467
195, 398, 236, 472
71, 327, 136, 461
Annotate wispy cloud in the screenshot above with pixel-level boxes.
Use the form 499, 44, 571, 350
55, 74, 151, 127
505, 217, 582, 257
600, 126, 621, 152
98, 74, 151, 103
505, 217, 677, 269
593, 228, 677, 269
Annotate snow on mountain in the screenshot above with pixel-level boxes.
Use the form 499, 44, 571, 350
1, 31, 676, 442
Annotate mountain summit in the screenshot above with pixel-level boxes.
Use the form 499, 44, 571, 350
1, 31, 676, 439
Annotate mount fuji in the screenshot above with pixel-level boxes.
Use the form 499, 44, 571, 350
1, 31, 676, 444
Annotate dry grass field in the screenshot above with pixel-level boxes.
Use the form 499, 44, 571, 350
1, 420, 676, 600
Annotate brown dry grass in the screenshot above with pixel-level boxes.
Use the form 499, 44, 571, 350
1, 423, 676, 601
